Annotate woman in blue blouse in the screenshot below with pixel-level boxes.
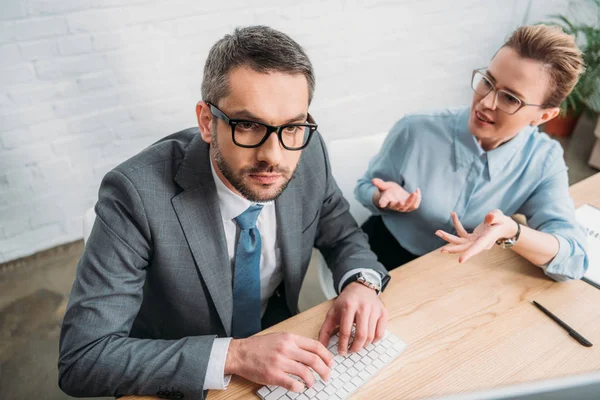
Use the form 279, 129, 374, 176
355, 25, 588, 281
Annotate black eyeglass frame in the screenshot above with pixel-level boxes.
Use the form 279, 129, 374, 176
207, 103, 318, 151
471, 68, 555, 115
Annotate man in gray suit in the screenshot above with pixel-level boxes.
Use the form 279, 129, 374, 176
59, 26, 390, 399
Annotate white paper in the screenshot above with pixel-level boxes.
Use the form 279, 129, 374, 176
576, 204, 600, 285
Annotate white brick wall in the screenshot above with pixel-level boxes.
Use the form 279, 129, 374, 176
0, 0, 574, 263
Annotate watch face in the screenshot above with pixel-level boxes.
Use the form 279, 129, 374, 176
502, 239, 515, 249
357, 274, 381, 293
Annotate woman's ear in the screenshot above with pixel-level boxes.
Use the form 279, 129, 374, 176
530, 107, 560, 127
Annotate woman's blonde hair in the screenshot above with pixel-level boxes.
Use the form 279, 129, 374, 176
502, 24, 585, 107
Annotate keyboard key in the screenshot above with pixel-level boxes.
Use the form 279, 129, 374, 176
316, 392, 329, 400
297, 395, 309, 400
359, 370, 370, 381
347, 367, 359, 377
332, 379, 344, 389
340, 373, 351, 383
313, 381, 325, 392
345, 381, 356, 392
305, 388, 316, 397
324, 385, 336, 395
264, 386, 288, 400
386, 348, 398, 357
355, 361, 366, 371
258, 387, 271, 397
366, 365, 378, 375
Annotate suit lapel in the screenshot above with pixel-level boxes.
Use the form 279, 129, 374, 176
172, 134, 233, 336
275, 176, 303, 313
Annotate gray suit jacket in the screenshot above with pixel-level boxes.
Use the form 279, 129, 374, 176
58, 128, 388, 399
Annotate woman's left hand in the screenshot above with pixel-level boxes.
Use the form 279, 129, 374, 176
435, 210, 518, 263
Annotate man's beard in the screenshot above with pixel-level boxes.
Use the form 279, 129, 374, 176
211, 133, 299, 202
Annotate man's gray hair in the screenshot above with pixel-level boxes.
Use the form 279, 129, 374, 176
201, 25, 315, 106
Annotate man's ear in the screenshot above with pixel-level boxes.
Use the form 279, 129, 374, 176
530, 107, 560, 127
196, 101, 213, 144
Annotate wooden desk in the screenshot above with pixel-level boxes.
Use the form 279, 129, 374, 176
125, 173, 600, 400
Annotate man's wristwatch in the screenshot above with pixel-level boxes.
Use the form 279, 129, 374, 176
495, 220, 521, 249
340, 271, 391, 295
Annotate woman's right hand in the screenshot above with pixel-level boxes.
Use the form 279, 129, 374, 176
371, 178, 421, 212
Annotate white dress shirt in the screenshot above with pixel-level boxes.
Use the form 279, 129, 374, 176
203, 161, 381, 390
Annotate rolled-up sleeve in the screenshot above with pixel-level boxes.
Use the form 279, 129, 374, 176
517, 146, 588, 281
354, 119, 409, 215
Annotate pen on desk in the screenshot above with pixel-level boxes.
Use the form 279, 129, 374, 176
532, 301, 593, 347
582, 277, 600, 291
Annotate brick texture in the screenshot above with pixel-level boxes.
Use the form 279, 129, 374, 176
0, 0, 572, 262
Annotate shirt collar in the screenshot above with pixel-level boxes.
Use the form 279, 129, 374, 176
209, 159, 273, 221
453, 108, 484, 171
453, 107, 536, 180
485, 124, 535, 180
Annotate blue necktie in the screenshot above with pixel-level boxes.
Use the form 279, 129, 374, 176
232, 204, 263, 338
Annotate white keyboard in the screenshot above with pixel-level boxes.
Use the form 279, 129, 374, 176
256, 330, 407, 400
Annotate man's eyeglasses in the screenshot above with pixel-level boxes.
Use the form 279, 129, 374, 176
207, 103, 318, 151
471, 69, 550, 115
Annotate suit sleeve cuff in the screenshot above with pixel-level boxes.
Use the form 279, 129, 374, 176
338, 268, 383, 294
203, 337, 233, 390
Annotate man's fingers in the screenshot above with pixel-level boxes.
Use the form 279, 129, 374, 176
284, 360, 316, 388
296, 336, 334, 369
435, 230, 465, 245
451, 212, 469, 238
290, 347, 330, 382
349, 309, 369, 353
277, 373, 306, 393
364, 311, 378, 347
337, 309, 355, 356
374, 311, 387, 343
318, 312, 337, 348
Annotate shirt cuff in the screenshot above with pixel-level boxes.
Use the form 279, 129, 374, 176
363, 184, 382, 215
539, 234, 571, 282
203, 337, 233, 390
338, 268, 383, 294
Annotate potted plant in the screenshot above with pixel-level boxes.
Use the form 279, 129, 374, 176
543, 0, 600, 137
